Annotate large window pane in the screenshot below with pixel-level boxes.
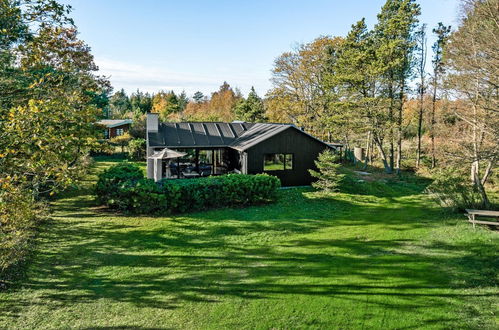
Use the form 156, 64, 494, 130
285, 154, 293, 170
264, 154, 284, 171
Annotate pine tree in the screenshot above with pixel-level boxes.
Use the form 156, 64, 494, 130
429, 23, 451, 168
374, 0, 421, 174
309, 150, 345, 192
193, 91, 204, 103
234, 87, 266, 122
178, 90, 188, 111
109, 89, 131, 118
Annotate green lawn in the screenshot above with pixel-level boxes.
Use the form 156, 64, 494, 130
0, 159, 497, 329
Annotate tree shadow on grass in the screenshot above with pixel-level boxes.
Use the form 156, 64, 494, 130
1, 186, 496, 329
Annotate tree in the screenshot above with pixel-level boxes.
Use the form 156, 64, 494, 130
373, 0, 421, 174
0, 3, 108, 196
309, 149, 345, 192
178, 90, 188, 112
0, 0, 74, 111
443, 0, 498, 207
267, 36, 344, 139
332, 18, 384, 167
234, 87, 266, 122
110, 132, 132, 154
430, 23, 451, 168
182, 83, 241, 121
128, 138, 146, 160
415, 24, 427, 168
130, 89, 153, 116
151, 90, 180, 121
109, 89, 131, 118
193, 91, 204, 103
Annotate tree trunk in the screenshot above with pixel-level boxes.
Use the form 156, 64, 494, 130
416, 28, 426, 169
416, 98, 424, 168
389, 94, 395, 171
364, 131, 372, 169
481, 157, 495, 186
374, 134, 392, 174
470, 81, 490, 208
430, 82, 437, 169
396, 96, 403, 174
395, 77, 405, 175
471, 160, 490, 208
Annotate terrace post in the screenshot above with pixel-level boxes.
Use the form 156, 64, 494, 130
146, 113, 159, 179
154, 158, 162, 182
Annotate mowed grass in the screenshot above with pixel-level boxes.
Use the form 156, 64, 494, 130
0, 159, 497, 329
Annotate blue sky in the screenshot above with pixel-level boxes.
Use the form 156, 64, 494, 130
63, 0, 461, 97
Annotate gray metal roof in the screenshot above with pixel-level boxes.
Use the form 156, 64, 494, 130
228, 123, 290, 151
148, 121, 334, 151
97, 119, 132, 128
148, 122, 257, 147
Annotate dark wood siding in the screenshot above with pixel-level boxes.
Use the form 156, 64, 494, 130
108, 124, 131, 138
245, 127, 331, 186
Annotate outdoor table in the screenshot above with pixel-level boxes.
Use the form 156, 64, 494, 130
182, 171, 200, 178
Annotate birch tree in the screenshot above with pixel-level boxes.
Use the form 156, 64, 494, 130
444, 0, 499, 207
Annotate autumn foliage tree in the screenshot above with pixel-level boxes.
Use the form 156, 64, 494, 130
267, 36, 344, 139
0, 0, 109, 278
443, 0, 498, 207
151, 90, 181, 121
183, 82, 241, 121
0, 15, 109, 195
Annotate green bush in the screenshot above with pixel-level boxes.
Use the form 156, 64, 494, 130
90, 139, 114, 156
94, 162, 144, 205
426, 169, 483, 211
128, 138, 146, 161
95, 165, 280, 214
0, 180, 46, 282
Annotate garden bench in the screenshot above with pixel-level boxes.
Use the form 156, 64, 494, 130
465, 209, 499, 228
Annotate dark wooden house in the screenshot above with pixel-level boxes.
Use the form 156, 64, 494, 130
146, 113, 336, 186
97, 119, 132, 139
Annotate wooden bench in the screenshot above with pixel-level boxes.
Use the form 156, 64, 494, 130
465, 209, 499, 228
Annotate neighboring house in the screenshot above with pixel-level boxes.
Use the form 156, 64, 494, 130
96, 119, 133, 139
146, 113, 337, 186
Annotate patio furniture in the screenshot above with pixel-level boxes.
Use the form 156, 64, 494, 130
148, 148, 187, 182
169, 163, 179, 177
199, 164, 212, 176
182, 171, 200, 178
465, 209, 499, 228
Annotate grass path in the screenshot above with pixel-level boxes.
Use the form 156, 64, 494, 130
0, 160, 497, 329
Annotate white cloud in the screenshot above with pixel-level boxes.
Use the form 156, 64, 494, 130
94, 57, 270, 97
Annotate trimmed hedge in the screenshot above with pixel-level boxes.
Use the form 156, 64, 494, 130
95, 162, 145, 205
95, 163, 280, 214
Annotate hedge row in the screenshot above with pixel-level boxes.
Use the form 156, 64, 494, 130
95, 162, 281, 214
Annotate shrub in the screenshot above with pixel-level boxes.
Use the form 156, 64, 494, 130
110, 132, 132, 153
95, 162, 144, 205
426, 169, 483, 211
128, 138, 146, 161
309, 150, 345, 192
90, 139, 114, 156
0, 179, 46, 283
95, 167, 280, 214
111, 178, 167, 213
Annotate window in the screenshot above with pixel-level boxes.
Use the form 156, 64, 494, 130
116, 128, 124, 136
264, 154, 293, 171
285, 154, 293, 170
